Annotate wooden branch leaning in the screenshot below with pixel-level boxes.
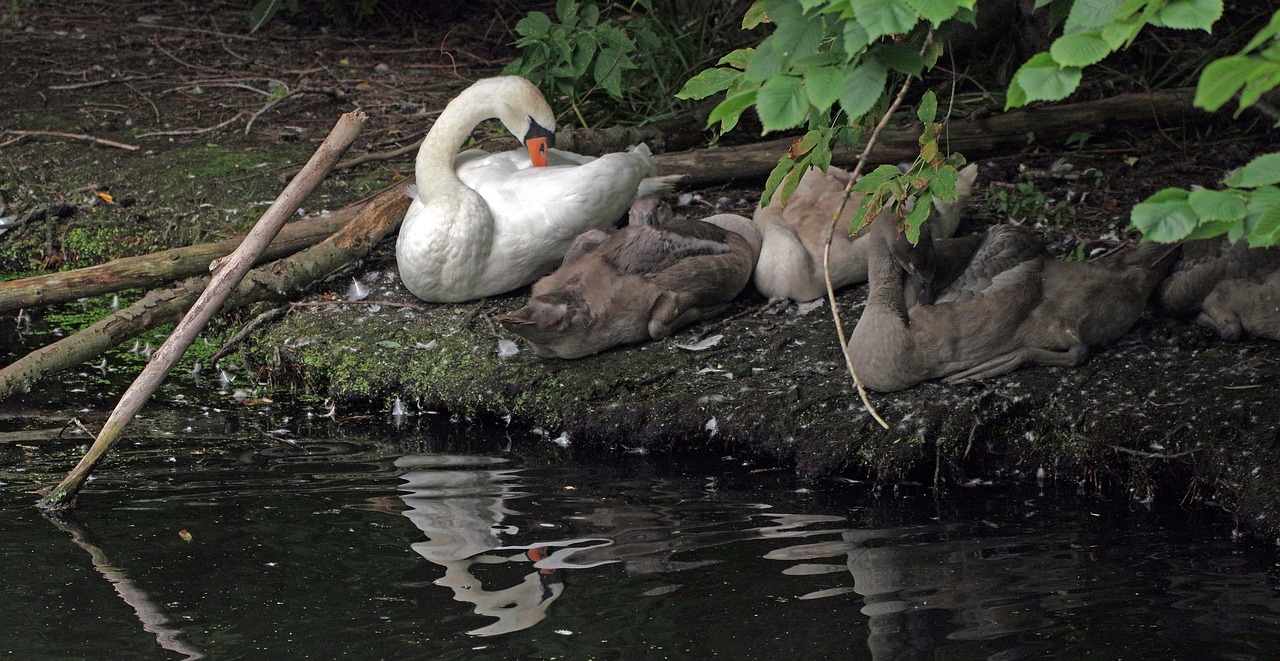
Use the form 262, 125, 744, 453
36, 109, 369, 511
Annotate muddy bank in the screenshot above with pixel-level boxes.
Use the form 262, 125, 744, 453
249, 224, 1280, 540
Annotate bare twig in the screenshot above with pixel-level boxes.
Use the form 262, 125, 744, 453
1106, 444, 1196, 460
48, 74, 162, 90
0, 130, 139, 151
209, 305, 290, 364
290, 299, 430, 311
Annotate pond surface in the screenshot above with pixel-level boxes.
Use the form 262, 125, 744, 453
2, 407, 1278, 661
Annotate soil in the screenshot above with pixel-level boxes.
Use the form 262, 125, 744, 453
3, 3, 1279, 539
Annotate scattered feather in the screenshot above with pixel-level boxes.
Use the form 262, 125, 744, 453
497, 338, 520, 357
347, 278, 370, 301
675, 334, 722, 351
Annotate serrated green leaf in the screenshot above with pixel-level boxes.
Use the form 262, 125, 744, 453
1065, 0, 1121, 33
839, 57, 888, 121
851, 0, 919, 39
1050, 32, 1112, 67
780, 153, 811, 203
762, 156, 797, 207
770, 5, 825, 67
1006, 52, 1082, 108
1188, 188, 1248, 222
853, 164, 903, 193
677, 67, 742, 100
594, 48, 630, 98
803, 66, 844, 110
917, 90, 937, 123
928, 164, 959, 201
843, 21, 870, 56
1101, 18, 1142, 49
582, 3, 599, 26
1245, 185, 1280, 236
1156, 0, 1222, 31
1224, 153, 1280, 188
744, 42, 784, 83
1194, 56, 1256, 111
1249, 197, 1280, 246
707, 89, 759, 132
514, 11, 552, 38
1184, 218, 1241, 241
1146, 187, 1191, 204
904, 0, 960, 26
1130, 198, 1198, 242
757, 75, 809, 133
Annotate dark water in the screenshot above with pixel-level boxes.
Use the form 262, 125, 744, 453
2, 408, 1278, 661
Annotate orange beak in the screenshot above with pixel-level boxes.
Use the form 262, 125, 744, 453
527, 136, 549, 167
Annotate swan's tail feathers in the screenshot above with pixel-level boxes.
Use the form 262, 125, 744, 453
627, 142, 654, 159
405, 184, 419, 200
637, 174, 686, 198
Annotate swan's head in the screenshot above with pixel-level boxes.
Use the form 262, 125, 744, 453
487, 76, 556, 168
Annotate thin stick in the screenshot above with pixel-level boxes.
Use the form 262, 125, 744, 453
37, 109, 367, 511
819, 76, 916, 431
0, 130, 139, 151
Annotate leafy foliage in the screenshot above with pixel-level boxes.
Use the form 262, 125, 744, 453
503, 0, 736, 128
677, 0, 976, 234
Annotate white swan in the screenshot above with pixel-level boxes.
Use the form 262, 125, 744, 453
396, 76, 671, 303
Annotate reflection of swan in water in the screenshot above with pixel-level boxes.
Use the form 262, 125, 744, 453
43, 511, 205, 660
396, 454, 568, 637
763, 526, 1086, 660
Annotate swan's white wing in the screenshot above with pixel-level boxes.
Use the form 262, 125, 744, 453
471, 150, 656, 246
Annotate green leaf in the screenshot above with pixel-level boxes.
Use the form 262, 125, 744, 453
1242, 9, 1280, 53
1239, 61, 1280, 110
743, 0, 769, 29
851, 0, 919, 39
757, 75, 809, 133
1194, 56, 1256, 111
1006, 52, 1082, 108
904, 191, 933, 244
878, 44, 925, 77
843, 21, 870, 56
1100, 18, 1142, 49
1245, 185, 1280, 237
769, 4, 825, 67
1145, 187, 1190, 204
1183, 218, 1240, 241
853, 164, 903, 193
762, 157, 797, 207
1155, 0, 1222, 31
839, 57, 888, 121
594, 49, 631, 98
744, 42, 784, 83
1130, 194, 1198, 243
707, 89, 759, 132
1251, 198, 1280, 246
904, 0, 960, 26
1050, 32, 1112, 67
1224, 153, 1280, 188
513, 11, 553, 37
677, 67, 742, 100
719, 48, 754, 69
582, 3, 599, 26
1188, 188, 1247, 222
917, 89, 937, 123
1065, 0, 1121, 33
555, 0, 578, 25
376, 340, 402, 349
803, 66, 844, 110
780, 153, 811, 203
928, 164, 959, 200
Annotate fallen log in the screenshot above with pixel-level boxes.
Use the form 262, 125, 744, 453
0, 180, 406, 314
656, 89, 1205, 187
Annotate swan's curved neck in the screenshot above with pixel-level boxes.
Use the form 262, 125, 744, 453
414, 88, 500, 196
866, 235, 909, 323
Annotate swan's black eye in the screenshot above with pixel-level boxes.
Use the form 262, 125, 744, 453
524, 118, 555, 149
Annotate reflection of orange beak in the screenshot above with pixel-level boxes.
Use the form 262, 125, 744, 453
527, 136, 549, 167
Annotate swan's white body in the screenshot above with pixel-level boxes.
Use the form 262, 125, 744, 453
396, 76, 666, 303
